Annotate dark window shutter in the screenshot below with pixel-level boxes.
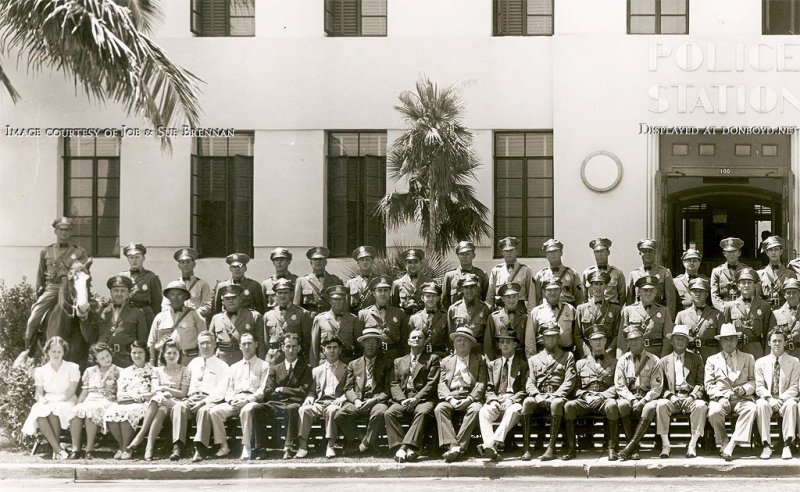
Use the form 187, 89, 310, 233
496, 0, 525, 35
328, 155, 353, 257
231, 155, 254, 256
329, 0, 358, 36
363, 155, 386, 253
197, 0, 229, 36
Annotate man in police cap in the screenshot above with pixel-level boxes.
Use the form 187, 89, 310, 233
447, 273, 491, 356
120, 242, 162, 328
757, 236, 796, 309
533, 239, 583, 308
208, 284, 265, 365
722, 267, 775, 359
655, 324, 707, 458
310, 285, 357, 367
673, 249, 708, 311
627, 239, 676, 316
581, 238, 626, 305
575, 271, 622, 360
294, 247, 343, 319
526, 279, 576, 357
772, 277, 800, 358
355, 276, 409, 361
486, 237, 534, 312
674, 278, 724, 361
563, 325, 620, 460
391, 248, 431, 316
149, 280, 207, 365
616, 276, 673, 359
485, 282, 527, 360
442, 241, 488, 310
264, 278, 312, 366
25, 217, 90, 354
262, 247, 298, 310
213, 253, 265, 316
162, 247, 212, 320
87, 275, 149, 367
711, 237, 746, 311
408, 282, 450, 359
346, 246, 377, 313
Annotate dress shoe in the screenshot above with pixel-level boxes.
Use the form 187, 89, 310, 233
520, 451, 532, 461
282, 448, 295, 460
215, 445, 231, 458
191, 449, 204, 462
475, 444, 485, 457
721, 452, 734, 462
782, 446, 793, 460
406, 449, 419, 462
56, 449, 69, 461
483, 446, 497, 460
443, 446, 462, 463
67, 450, 83, 460
113, 450, 123, 460
686, 446, 697, 459
719, 438, 730, 456
169, 444, 182, 461
240, 450, 251, 461
121, 450, 132, 460
358, 442, 369, 453
660, 445, 671, 458
394, 448, 407, 463
539, 446, 557, 461
561, 448, 576, 461
325, 445, 336, 459
760, 446, 773, 460
84, 451, 94, 460
608, 449, 619, 461
294, 448, 308, 459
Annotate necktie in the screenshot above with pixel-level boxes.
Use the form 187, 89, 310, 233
365, 358, 375, 393
407, 356, 417, 390
772, 359, 781, 398
499, 358, 509, 394
675, 354, 685, 386
287, 362, 294, 381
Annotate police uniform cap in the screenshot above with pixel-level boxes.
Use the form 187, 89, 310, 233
784, 278, 800, 291
325, 284, 348, 300
588, 270, 611, 284
720, 237, 744, 252
270, 247, 292, 261
761, 235, 783, 253
689, 278, 710, 292
107, 275, 133, 290
273, 278, 294, 292
402, 248, 425, 261
498, 237, 519, 251
589, 238, 612, 251
369, 276, 393, 291
586, 325, 607, 340
543, 278, 563, 290
496, 330, 519, 342
163, 280, 191, 298
735, 268, 758, 283
226, 253, 250, 266
352, 245, 377, 260
123, 242, 147, 256
498, 282, 522, 296
455, 241, 476, 254
637, 239, 657, 252
634, 275, 657, 289
624, 326, 644, 340
539, 322, 560, 337
220, 284, 244, 297
542, 239, 564, 252
421, 281, 442, 296
457, 273, 480, 288
306, 247, 330, 260
174, 247, 198, 262
681, 249, 702, 261
52, 216, 73, 229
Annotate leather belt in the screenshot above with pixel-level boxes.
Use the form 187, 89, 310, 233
694, 338, 719, 348
675, 390, 690, 397
643, 338, 663, 347
182, 348, 199, 357
587, 382, 602, 392
738, 333, 763, 345
789, 342, 796, 351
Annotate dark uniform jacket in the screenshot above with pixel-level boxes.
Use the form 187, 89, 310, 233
408, 309, 450, 358
627, 265, 677, 316
526, 348, 577, 397
89, 303, 148, 368
616, 302, 673, 358
293, 272, 344, 317
442, 266, 489, 310
263, 304, 312, 365
575, 297, 621, 359
674, 304, 724, 360
447, 299, 491, 351
710, 263, 745, 311
581, 265, 626, 305
575, 354, 617, 400
355, 305, 409, 360
533, 265, 583, 307
757, 264, 797, 309
310, 310, 358, 367
120, 268, 162, 326
208, 308, 266, 361
484, 308, 527, 360
262, 272, 298, 310
722, 296, 775, 358
673, 273, 709, 310
213, 277, 265, 315
345, 274, 375, 312
391, 274, 432, 316
36, 243, 89, 293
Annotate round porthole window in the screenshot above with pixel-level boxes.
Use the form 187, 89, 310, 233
581, 151, 623, 193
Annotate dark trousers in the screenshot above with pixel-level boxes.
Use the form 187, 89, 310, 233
334, 402, 388, 448
253, 400, 302, 450
384, 401, 435, 450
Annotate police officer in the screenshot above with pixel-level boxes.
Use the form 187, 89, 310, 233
310, 285, 357, 367
575, 271, 622, 359
722, 268, 775, 359
486, 237, 534, 313
616, 276, 673, 359
772, 278, 800, 358
581, 238, 626, 305
294, 247, 344, 319
442, 241, 489, 310
673, 249, 708, 310
262, 247, 298, 310
627, 239, 676, 316
213, 253, 265, 316
757, 236, 796, 309
89, 275, 149, 368
208, 284, 265, 365
25, 217, 89, 353
346, 246, 377, 313
120, 242, 162, 328
149, 280, 207, 365
526, 279, 576, 357
533, 239, 583, 307
447, 274, 491, 356
263, 278, 312, 366
711, 237, 746, 311
674, 278, 724, 362
391, 248, 431, 316
484, 283, 527, 360
408, 282, 450, 359
163, 248, 213, 320
355, 277, 409, 362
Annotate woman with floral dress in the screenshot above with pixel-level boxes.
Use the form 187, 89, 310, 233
103, 341, 153, 459
67, 343, 120, 459
22, 336, 80, 460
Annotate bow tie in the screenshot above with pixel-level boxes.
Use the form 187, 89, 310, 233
130, 269, 141, 275
113, 304, 123, 309
727, 264, 738, 270
58, 243, 69, 248
595, 354, 605, 361
688, 275, 696, 280
182, 277, 192, 282
506, 264, 515, 270
597, 265, 608, 271
743, 298, 752, 303
426, 310, 436, 315
279, 306, 287, 311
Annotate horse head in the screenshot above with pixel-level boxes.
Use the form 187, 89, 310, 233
67, 257, 92, 317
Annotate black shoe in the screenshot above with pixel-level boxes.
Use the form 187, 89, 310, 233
169, 444, 183, 461
84, 451, 94, 460
67, 450, 83, 460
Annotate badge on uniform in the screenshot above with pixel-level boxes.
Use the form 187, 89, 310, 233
757, 309, 762, 316
245, 323, 251, 330
244, 289, 250, 296
656, 312, 662, 318
608, 313, 613, 318
392, 317, 398, 323
71, 254, 77, 260
142, 284, 148, 291
291, 314, 297, 321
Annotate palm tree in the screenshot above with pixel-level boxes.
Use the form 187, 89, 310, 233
376, 77, 491, 256
0, 0, 202, 149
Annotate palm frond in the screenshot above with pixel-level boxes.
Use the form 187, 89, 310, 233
0, 61, 19, 101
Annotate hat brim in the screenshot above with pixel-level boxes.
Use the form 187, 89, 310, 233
714, 333, 739, 340
587, 334, 606, 340
163, 287, 191, 297
541, 330, 560, 337
357, 334, 387, 344
449, 332, 477, 344
665, 332, 693, 341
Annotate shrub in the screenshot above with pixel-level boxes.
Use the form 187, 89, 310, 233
0, 278, 36, 363
343, 246, 454, 284
0, 358, 36, 448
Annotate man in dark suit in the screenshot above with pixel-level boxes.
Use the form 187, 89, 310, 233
251, 332, 313, 460
477, 331, 528, 460
655, 324, 707, 458
334, 327, 392, 453
434, 327, 488, 462
384, 329, 441, 462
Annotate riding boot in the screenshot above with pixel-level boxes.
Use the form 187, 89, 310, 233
608, 419, 620, 461
619, 416, 652, 461
562, 420, 577, 460
520, 415, 532, 461
539, 416, 561, 461
622, 416, 634, 442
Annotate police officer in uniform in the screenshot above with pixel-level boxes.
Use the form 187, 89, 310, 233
575, 271, 622, 360
149, 280, 207, 365
261, 247, 298, 311
672, 249, 708, 311
355, 276, 409, 361
581, 238, 626, 305
25, 217, 89, 353
722, 268, 775, 359
447, 274, 491, 356
533, 239, 583, 307
772, 278, 800, 358
208, 284, 265, 365
346, 246, 377, 313
310, 285, 358, 367
526, 279, 576, 357
442, 241, 489, 310
616, 276, 673, 358
486, 237, 534, 313
391, 248, 431, 317
294, 247, 344, 319
120, 242, 163, 328
711, 237, 746, 311
674, 278, 724, 361
484, 283, 527, 360
213, 253, 265, 316
89, 275, 149, 367
162, 248, 213, 320
263, 278, 312, 366
408, 282, 450, 359
627, 239, 676, 316
756, 236, 796, 309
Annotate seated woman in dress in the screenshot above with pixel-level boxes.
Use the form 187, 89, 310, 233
128, 341, 190, 460
21, 336, 80, 460
103, 341, 153, 459
67, 343, 120, 459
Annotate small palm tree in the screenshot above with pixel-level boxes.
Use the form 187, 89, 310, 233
343, 245, 454, 284
376, 77, 491, 256
0, 0, 202, 149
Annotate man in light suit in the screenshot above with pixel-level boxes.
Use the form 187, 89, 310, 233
754, 329, 800, 459
705, 323, 757, 461
385, 329, 441, 462
434, 326, 488, 462
477, 331, 528, 460
295, 335, 348, 459
655, 325, 707, 458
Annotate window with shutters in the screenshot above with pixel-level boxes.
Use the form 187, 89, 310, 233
191, 133, 254, 258
327, 132, 387, 257
324, 0, 387, 36
628, 0, 689, 34
63, 137, 121, 257
190, 0, 255, 37
494, 131, 553, 258
764, 0, 800, 34
494, 0, 553, 36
